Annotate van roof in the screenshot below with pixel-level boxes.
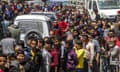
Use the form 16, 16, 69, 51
15, 14, 50, 21
30, 11, 56, 14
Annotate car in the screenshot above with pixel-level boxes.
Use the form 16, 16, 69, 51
29, 11, 57, 21
14, 14, 51, 43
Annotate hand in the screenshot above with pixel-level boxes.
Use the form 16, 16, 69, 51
89, 63, 93, 68
96, 57, 99, 65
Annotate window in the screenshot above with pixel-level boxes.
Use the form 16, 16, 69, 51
89, 1, 92, 9
18, 20, 43, 33
93, 1, 98, 11
98, 0, 120, 9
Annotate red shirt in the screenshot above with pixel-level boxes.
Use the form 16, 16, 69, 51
50, 48, 58, 67
116, 38, 120, 48
106, 36, 120, 48
58, 21, 68, 34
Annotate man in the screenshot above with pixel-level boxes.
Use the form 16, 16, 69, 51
74, 40, 85, 72
58, 17, 68, 35
45, 38, 58, 72
29, 38, 43, 72
51, 20, 61, 36
80, 35, 95, 72
38, 38, 51, 72
115, 10, 120, 22
8, 24, 20, 41
107, 39, 120, 72
0, 32, 16, 55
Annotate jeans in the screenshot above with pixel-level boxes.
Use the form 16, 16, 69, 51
67, 69, 76, 72
76, 69, 83, 72
83, 58, 88, 72
1, 20, 9, 33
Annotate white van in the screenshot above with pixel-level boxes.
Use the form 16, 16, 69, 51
30, 11, 57, 21
14, 15, 50, 41
87, 0, 120, 21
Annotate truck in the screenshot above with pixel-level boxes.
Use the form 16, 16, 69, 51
86, 0, 120, 21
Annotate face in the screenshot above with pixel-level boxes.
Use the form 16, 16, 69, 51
9, 57, 16, 64
0, 57, 6, 67
69, 22, 74, 27
81, 36, 87, 42
30, 40, 37, 49
97, 20, 102, 25
17, 54, 25, 62
90, 29, 95, 35
91, 22, 97, 28
38, 41, 43, 48
108, 42, 115, 48
14, 45, 22, 52
65, 43, 70, 49
81, 31, 86, 35
75, 43, 81, 49
108, 32, 114, 37
45, 43, 51, 51
49, 31, 54, 37
73, 31, 78, 36
27, 39, 31, 46
79, 20, 83, 25
54, 40, 60, 45
52, 21, 57, 26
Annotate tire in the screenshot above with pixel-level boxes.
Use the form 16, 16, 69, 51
25, 30, 42, 45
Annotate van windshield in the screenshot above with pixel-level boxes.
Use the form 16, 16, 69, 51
98, 0, 120, 9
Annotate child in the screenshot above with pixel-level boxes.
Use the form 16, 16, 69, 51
16, 50, 30, 72
0, 54, 9, 72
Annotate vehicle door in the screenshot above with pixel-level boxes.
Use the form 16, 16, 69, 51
88, 0, 97, 20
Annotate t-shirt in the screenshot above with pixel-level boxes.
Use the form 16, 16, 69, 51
75, 48, 85, 69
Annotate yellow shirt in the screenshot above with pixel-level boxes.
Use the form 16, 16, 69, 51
75, 48, 85, 69
30, 50, 35, 60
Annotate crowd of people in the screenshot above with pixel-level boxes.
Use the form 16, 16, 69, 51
0, 0, 120, 72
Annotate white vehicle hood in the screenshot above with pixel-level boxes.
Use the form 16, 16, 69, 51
99, 9, 119, 16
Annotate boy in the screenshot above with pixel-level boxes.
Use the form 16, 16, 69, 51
0, 54, 9, 72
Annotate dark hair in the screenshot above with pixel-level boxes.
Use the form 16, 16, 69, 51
31, 38, 38, 45
54, 36, 61, 42
73, 29, 79, 34
38, 38, 44, 45
75, 40, 82, 46
109, 30, 114, 33
16, 50, 24, 56
65, 40, 73, 49
90, 21, 97, 24
0, 53, 7, 59
8, 53, 16, 59
16, 40, 24, 48
45, 38, 53, 45
81, 34, 89, 39
88, 26, 95, 31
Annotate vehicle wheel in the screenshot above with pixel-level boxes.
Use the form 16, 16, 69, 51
25, 30, 42, 46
